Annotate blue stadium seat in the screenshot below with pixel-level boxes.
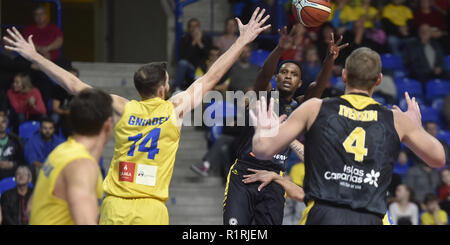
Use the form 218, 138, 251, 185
398, 97, 425, 111
420, 106, 440, 123
18, 121, 40, 142
393, 68, 407, 80
395, 78, 423, 99
432, 98, 444, 112
438, 130, 450, 145
426, 79, 450, 102
205, 101, 236, 147
381, 53, 404, 70
250, 49, 271, 67
330, 76, 345, 90
0, 177, 16, 195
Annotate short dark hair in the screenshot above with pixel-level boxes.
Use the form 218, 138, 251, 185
40, 116, 55, 126
276, 60, 302, 74
69, 88, 113, 136
423, 193, 439, 204
345, 47, 381, 90
133, 62, 168, 97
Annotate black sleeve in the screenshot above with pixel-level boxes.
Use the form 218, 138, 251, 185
9, 133, 25, 167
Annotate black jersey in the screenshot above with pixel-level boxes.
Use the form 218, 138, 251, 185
304, 93, 400, 216
235, 92, 299, 172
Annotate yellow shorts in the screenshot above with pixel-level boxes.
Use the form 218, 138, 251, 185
99, 195, 169, 225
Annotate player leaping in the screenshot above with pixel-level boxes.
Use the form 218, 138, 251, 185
4, 7, 271, 225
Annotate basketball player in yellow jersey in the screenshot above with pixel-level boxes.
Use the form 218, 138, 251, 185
5, 7, 272, 224
28, 89, 113, 225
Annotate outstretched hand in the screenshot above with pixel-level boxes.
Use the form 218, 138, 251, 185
236, 7, 271, 45
328, 32, 349, 60
249, 96, 287, 138
393, 92, 422, 128
3, 27, 38, 61
277, 25, 297, 51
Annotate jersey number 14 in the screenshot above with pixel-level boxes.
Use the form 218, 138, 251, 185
342, 127, 368, 162
127, 128, 161, 160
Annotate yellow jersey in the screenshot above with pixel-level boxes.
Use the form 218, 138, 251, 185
382, 3, 413, 27
29, 137, 103, 225
103, 97, 180, 202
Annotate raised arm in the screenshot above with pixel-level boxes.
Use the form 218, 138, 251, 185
64, 159, 100, 225
253, 26, 297, 92
4, 27, 128, 117
169, 8, 271, 117
250, 96, 322, 160
393, 93, 445, 168
301, 33, 348, 102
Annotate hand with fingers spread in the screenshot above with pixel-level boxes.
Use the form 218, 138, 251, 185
249, 97, 287, 138
3, 27, 38, 62
243, 168, 280, 192
236, 7, 272, 45
327, 32, 349, 60
393, 92, 422, 128
277, 26, 297, 51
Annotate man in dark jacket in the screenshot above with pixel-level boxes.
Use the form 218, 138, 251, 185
0, 115, 25, 181
0, 166, 33, 225
403, 24, 450, 83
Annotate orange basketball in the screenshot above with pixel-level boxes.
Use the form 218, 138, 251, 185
292, 0, 332, 27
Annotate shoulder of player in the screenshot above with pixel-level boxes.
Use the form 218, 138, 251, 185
62, 158, 99, 181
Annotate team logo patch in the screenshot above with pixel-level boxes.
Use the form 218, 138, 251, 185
119, 162, 136, 182
229, 218, 238, 225
135, 164, 157, 186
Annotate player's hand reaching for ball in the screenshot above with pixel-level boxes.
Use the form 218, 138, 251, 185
3, 27, 38, 62
236, 7, 271, 45
277, 25, 297, 51
327, 32, 349, 60
249, 96, 287, 138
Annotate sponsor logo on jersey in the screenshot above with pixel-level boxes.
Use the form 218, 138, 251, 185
324, 165, 380, 190
119, 161, 135, 182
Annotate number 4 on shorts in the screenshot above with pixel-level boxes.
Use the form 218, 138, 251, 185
128, 128, 161, 160
342, 127, 368, 162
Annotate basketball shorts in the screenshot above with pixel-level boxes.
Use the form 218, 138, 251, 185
299, 200, 390, 225
99, 195, 169, 225
223, 162, 285, 225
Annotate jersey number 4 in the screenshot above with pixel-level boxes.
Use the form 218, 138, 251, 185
342, 127, 368, 162
128, 128, 161, 160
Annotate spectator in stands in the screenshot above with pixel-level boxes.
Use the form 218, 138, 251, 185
328, 0, 349, 34
424, 121, 450, 164
403, 24, 450, 83
194, 47, 230, 94
438, 168, 450, 216
51, 68, 76, 138
0, 166, 33, 225
439, 168, 450, 201
300, 46, 321, 91
0, 115, 24, 181
7, 73, 47, 133
24, 117, 64, 183
174, 18, 213, 92
420, 193, 448, 225
227, 44, 260, 93
389, 184, 419, 225
405, 161, 440, 207
393, 150, 411, 180
414, 0, 450, 54
282, 162, 306, 225
373, 75, 397, 104
381, 0, 414, 55
214, 18, 239, 54
281, 24, 313, 64
23, 4, 63, 62
340, 0, 378, 30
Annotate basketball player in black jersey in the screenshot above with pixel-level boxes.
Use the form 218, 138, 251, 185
222, 26, 348, 225
249, 47, 446, 225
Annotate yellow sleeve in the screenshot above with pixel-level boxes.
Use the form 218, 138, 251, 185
405, 7, 413, 20
438, 210, 448, 224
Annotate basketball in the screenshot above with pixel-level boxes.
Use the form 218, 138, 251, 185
292, 0, 332, 27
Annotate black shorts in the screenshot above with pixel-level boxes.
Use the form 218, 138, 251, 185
302, 200, 384, 225
223, 161, 285, 225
